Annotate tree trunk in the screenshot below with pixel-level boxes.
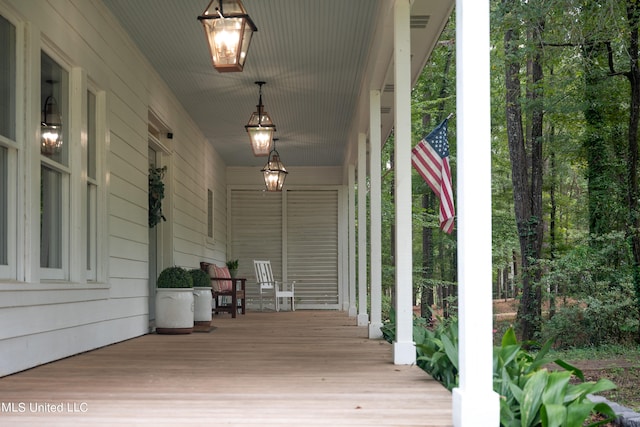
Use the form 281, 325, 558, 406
582, 38, 612, 236
421, 193, 434, 321
549, 145, 557, 319
625, 0, 640, 343
504, 2, 545, 341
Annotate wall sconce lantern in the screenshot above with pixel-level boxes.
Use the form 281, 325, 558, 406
197, 0, 257, 72
41, 95, 62, 156
261, 138, 288, 192
245, 81, 276, 156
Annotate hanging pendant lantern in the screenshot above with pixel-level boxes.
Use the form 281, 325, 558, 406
41, 95, 63, 156
197, 0, 257, 72
261, 139, 288, 191
245, 81, 276, 156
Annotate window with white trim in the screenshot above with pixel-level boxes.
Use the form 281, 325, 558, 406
40, 52, 69, 279
0, 14, 16, 278
0, 146, 7, 267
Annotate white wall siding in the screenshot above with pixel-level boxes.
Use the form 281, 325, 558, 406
0, 0, 227, 376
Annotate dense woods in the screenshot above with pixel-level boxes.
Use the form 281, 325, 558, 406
382, 0, 640, 345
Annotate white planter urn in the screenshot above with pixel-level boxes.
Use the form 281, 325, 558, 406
193, 287, 213, 325
155, 288, 194, 334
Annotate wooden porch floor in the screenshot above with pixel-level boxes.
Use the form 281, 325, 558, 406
0, 310, 452, 426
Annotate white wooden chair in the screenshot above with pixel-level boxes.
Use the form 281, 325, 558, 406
253, 260, 295, 311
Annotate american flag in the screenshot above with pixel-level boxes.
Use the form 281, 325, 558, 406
411, 119, 455, 234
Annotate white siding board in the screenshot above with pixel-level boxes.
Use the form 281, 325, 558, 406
0, 287, 109, 310
109, 236, 147, 262
0, 297, 144, 340
108, 278, 148, 299
108, 216, 147, 247
110, 150, 147, 191
174, 237, 205, 261
108, 192, 147, 224
109, 257, 147, 280
108, 176, 146, 213
108, 117, 148, 164
1, 315, 147, 377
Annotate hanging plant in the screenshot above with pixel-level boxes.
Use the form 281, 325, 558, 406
149, 166, 167, 228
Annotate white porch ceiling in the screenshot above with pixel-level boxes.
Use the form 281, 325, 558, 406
102, 0, 454, 168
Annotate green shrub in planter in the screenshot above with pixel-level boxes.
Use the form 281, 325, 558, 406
189, 268, 210, 288
157, 266, 193, 288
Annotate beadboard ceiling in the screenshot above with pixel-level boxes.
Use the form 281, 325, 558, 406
102, 0, 454, 167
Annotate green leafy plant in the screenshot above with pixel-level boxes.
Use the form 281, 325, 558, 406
157, 266, 192, 288
188, 268, 210, 288
226, 259, 238, 270
495, 327, 617, 427
383, 313, 618, 426
416, 317, 459, 391
149, 166, 167, 228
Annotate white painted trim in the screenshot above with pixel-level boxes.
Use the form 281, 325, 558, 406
69, 67, 87, 284
0, 144, 17, 279
95, 89, 109, 284
281, 187, 288, 284
452, 0, 500, 425
0, 8, 22, 281
357, 133, 368, 327
369, 89, 383, 339
337, 185, 346, 310
393, 0, 416, 364
347, 164, 357, 317
23, 21, 41, 284
38, 44, 72, 281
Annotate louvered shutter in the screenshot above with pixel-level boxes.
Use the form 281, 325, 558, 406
230, 190, 282, 303
286, 190, 339, 308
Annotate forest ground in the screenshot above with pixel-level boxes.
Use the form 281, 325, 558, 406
492, 299, 640, 412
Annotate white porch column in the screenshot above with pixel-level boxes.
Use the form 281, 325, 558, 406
348, 164, 358, 317
357, 133, 369, 327
369, 90, 383, 339
393, 0, 415, 364
452, 0, 500, 425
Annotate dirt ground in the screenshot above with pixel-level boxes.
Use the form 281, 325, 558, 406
492, 299, 640, 413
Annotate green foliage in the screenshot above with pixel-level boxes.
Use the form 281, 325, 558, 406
495, 327, 616, 427
543, 294, 638, 348
415, 317, 459, 391
188, 268, 210, 288
382, 312, 618, 426
148, 166, 167, 228
157, 266, 192, 289
380, 309, 395, 343
226, 259, 238, 270
539, 232, 639, 346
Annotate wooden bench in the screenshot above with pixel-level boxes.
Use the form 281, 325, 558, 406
200, 262, 246, 318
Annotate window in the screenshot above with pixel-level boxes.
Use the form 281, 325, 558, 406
86, 91, 97, 280
0, 14, 16, 277
207, 189, 214, 239
0, 146, 7, 266
0, 15, 15, 141
40, 165, 63, 268
40, 52, 69, 279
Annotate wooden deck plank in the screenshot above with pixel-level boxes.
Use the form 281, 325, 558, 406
0, 311, 453, 426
